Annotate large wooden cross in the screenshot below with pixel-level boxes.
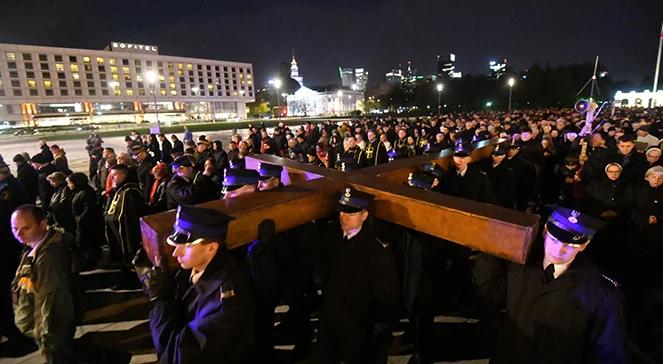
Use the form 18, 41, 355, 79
140, 138, 540, 264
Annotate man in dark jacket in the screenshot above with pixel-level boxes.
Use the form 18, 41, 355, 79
435, 141, 496, 204
13, 154, 39, 204
166, 156, 211, 209
158, 134, 173, 164
104, 164, 146, 264
11, 205, 77, 364
0, 162, 33, 353
482, 144, 517, 209
38, 140, 54, 162
131, 145, 156, 204
135, 205, 255, 364
612, 134, 648, 187
506, 142, 537, 210
473, 208, 627, 364
318, 187, 400, 364
31, 153, 56, 209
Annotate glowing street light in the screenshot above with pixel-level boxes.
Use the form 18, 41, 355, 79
507, 77, 515, 112
436, 83, 443, 115
145, 70, 160, 130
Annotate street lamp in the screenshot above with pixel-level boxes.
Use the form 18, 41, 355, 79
507, 77, 515, 112
436, 83, 443, 115
145, 70, 160, 130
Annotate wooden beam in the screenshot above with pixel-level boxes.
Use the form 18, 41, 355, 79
350, 176, 539, 264
140, 177, 343, 264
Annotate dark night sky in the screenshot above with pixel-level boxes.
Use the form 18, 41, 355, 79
1, 0, 662, 88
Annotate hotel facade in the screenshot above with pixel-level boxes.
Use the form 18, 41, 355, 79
0, 41, 255, 126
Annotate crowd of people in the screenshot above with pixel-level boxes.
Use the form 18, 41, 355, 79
0, 106, 662, 363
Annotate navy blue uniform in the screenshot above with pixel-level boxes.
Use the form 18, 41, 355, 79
149, 248, 255, 364
474, 253, 628, 364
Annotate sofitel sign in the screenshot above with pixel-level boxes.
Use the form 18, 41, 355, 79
110, 42, 159, 54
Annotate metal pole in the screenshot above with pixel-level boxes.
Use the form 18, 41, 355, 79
589, 56, 599, 103
652, 22, 663, 107
508, 87, 513, 112
153, 85, 160, 129
437, 92, 441, 115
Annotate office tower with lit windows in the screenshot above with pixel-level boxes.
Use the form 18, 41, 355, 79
0, 41, 254, 126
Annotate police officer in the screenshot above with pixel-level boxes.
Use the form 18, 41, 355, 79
257, 162, 284, 192
166, 155, 210, 209
135, 205, 255, 364
221, 168, 260, 199
473, 208, 627, 363
318, 187, 400, 364
435, 139, 496, 204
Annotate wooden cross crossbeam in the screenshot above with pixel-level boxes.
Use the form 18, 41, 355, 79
140, 138, 539, 264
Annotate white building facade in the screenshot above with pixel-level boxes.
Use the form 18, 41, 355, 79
0, 42, 255, 126
286, 87, 363, 117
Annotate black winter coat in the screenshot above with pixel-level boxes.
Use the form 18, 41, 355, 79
136, 157, 156, 204
483, 160, 518, 209
71, 185, 105, 252
16, 163, 38, 204
36, 164, 56, 209
48, 185, 75, 234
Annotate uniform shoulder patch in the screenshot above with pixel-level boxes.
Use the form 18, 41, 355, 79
376, 237, 389, 249
220, 288, 235, 301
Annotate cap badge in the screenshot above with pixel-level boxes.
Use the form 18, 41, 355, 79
568, 210, 580, 224
344, 188, 351, 201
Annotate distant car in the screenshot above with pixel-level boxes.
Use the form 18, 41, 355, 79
13, 127, 36, 136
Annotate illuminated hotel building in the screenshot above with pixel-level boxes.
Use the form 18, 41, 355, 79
0, 41, 254, 126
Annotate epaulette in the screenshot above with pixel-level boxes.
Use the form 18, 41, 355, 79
376, 237, 389, 249
601, 274, 620, 288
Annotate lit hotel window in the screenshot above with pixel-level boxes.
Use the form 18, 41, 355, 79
96, 57, 104, 64
187, 64, 193, 70
72, 72, 80, 80
43, 80, 52, 88
109, 58, 116, 65
114, 88, 121, 96
28, 80, 37, 88
83, 56, 91, 63
170, 90, 177, 96
158, 75, 165, 81
159, 89, 166, 96
112, 74, 119, 81
110, 66, 118, 73
5, 52, 16, 61
70, 64, 79, 72
122, 66, 130, 73
55, 63, 64, 72
126, 89, 134, 96
136, 75, 143, 81
170, 83, 176, 89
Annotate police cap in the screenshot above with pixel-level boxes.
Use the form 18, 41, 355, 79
167, 205, 235, 246
545, 208, 605, 246
338, 187, 375, 213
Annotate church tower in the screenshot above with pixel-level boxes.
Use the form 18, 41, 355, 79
290, 49, 304, 87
